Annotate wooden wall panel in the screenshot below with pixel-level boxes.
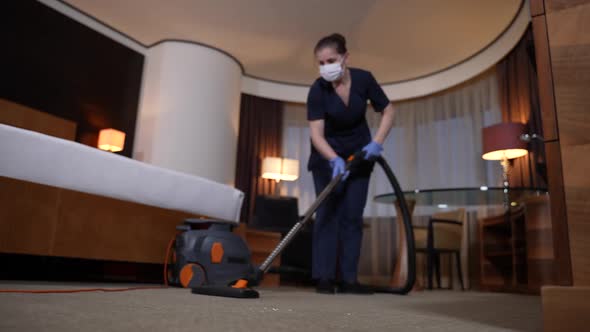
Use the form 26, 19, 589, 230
0, 177, 60, 255
53, 189, 195, 264
0, 177, 198, 264
544, 5, 590, 49
531, 17, 559, 141
0, 99, 76, 141
545, 0, 590, 13
544, 141, 572, 284
542, 286, 590, 332
531, 0, 545, 16
545, 0, 590, 286
524, 195, 558, 288
548, 44, 590, 147
560, 144, 590, 285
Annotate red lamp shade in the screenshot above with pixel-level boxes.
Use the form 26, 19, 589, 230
482, 122, 528, 160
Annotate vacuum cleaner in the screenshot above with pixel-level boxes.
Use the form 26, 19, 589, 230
169, 152, 415, 298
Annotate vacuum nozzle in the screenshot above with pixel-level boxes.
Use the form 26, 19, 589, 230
231, 279, 249, 289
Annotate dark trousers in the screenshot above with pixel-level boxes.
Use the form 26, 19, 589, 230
311, 168, 370, 283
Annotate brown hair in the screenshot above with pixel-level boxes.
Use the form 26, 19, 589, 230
314, 33, 347, 55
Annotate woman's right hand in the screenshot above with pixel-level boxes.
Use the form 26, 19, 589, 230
329, 156, 349, 181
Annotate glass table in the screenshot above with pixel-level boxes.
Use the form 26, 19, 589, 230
372, 186, 548, 291
374, 186, 548, 207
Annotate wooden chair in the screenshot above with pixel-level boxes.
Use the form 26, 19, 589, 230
413, 208, 467, 290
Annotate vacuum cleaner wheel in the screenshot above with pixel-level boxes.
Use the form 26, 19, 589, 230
179, 263, 207, 288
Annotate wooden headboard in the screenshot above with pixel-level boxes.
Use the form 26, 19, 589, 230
0, 99, 76, 141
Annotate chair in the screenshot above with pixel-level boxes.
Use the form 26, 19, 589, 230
251, 195, 300, 233
413, 208, 466, 290
251, 195, 312, 282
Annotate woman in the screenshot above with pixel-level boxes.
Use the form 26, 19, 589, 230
307, 33, 396, 294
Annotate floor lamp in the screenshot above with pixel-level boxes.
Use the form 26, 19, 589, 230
482, 122, 529, 208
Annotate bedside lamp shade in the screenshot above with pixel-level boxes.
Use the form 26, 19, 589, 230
261, 157, 282, 181
98, 128, 125, 152
482, 122, 528, 160
279, 158, 299, 181
261, 157, 299, 182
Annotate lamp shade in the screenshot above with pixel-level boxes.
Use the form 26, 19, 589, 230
261, 157, 300, 182
482, 122, 528, 160
280, 158, 299, 181
98, 128, 126, 152
261, 157, 283, 181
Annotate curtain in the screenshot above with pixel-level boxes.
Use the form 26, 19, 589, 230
281, 69, 503, 289
234, 94, 283, 224
496, 26, 547, 188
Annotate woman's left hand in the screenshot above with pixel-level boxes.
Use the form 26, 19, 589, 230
362, 141, 383, 160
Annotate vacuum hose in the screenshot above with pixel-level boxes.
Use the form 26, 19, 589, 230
256, 153, 416, 294
373, 156, 416, 294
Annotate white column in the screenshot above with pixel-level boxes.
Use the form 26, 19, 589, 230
134, 41, 242, 185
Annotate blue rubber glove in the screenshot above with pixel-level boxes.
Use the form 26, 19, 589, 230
362, 141, 383, 160
329, 156, 349, 180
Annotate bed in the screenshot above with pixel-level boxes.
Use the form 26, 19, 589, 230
0, 111, 244, 264
0, 123, 244, 223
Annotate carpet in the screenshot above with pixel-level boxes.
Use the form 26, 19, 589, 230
0, 281, 541, 331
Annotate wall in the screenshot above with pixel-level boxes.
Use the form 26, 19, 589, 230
133, 42, 242, 184
0, 0, 144, 157
544, 0, 590, 286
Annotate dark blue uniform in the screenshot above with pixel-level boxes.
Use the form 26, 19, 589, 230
307, 68, 390, 283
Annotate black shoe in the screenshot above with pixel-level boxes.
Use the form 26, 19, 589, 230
316, 279, 336, 294
338, 281, 374, 295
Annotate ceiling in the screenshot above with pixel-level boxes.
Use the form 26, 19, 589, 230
63, 0, 523, 86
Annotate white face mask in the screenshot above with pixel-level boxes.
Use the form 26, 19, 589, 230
319, 61, 344, 82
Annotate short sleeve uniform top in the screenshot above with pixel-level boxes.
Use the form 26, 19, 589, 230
307, 68, 390, 171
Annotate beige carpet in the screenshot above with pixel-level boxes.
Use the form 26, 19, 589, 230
0, 281, 541, 332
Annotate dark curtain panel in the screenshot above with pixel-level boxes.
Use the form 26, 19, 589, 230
235, 94, 284, 223
496, 26, 547, 188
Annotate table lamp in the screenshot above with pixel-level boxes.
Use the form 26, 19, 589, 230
98, 128, 125, 152
261, 157, 299, 195
482, 122, 528, 207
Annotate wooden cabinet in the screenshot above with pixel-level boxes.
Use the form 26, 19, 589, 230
479, 195, 557, 293
479, 205, 528, 292
234, 224, 282, 287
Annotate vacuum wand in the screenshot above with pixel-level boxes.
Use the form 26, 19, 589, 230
258, 152, 365, 274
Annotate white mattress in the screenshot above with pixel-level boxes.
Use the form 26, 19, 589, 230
0, 124, 244, 224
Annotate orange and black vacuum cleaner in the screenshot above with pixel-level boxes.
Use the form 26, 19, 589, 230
170, 152, 416, 298
170, 219, 260, 298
